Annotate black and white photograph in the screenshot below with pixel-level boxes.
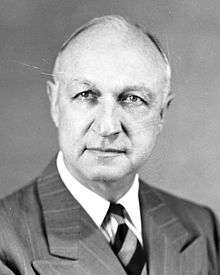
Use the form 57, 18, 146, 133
0, 1, 219, 274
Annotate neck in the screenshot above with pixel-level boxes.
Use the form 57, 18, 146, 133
68, 169, 135, 202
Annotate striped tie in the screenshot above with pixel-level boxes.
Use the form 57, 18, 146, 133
102, 203, 147, 275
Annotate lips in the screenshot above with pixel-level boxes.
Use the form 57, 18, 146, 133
86, 147, 126, 153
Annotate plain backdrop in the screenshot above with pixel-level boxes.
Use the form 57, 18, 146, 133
0, 0, 219, 219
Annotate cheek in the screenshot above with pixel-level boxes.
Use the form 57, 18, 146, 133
129, 112, 161, 137
58, 107, 94, 146
129, 117, 160, 153
134, 128, 157, 149
59, 106, 82, 131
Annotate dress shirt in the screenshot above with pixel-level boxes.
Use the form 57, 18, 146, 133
56, 151, 143, 244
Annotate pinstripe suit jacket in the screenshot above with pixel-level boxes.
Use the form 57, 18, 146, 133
0, 158, 219, 275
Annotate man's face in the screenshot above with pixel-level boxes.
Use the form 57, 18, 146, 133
49, 28, 167, 191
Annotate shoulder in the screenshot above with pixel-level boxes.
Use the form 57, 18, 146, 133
143, 180, 219, 232
0, 180, 39, 236
0, 155, 58, 224
154, 184, 218, 231
0, 179, 43, 265
140, 179, 219, 257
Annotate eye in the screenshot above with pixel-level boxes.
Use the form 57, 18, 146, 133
73, 90, 98, 102
78, 90, 95, 99
125, 95, 141, 102
119, 94, 148, 106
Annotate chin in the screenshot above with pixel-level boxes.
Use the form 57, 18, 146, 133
83, 166, 132, 183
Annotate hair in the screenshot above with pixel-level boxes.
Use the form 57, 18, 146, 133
53, 15, 173, 108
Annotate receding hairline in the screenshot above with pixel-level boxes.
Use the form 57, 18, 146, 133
52, 15, 172, 105
59, 15, 170, 66
61, 15, 131, 52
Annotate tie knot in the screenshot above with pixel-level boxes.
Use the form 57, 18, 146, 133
108, 203, 125, 218
106, 203, 129, 226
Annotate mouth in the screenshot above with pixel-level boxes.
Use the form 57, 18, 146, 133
85, 147, 126, 158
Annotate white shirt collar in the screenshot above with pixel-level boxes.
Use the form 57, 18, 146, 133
56, 151, 142, 234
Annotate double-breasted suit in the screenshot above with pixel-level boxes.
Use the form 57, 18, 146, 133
0, 158, 219, 274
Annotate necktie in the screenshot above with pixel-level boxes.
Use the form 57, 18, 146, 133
102, 203, 146, 275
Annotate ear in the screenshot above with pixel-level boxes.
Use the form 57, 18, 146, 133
156, 104, 166, 134
165, 92, 175, 109
157, 115, 164, 134
160, 91, 175, 119
47, 80, 60, 127
157, 92, 175, 134
163, 92, 175, 109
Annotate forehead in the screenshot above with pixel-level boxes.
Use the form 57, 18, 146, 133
55, 23, 167, 90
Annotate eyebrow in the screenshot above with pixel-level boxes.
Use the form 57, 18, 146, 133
68, 78, 155, 99
122, 85, 153, 94
68, 78, 96, 87
70, 79, 152, 91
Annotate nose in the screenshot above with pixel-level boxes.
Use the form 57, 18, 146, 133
92, 100, 121, 138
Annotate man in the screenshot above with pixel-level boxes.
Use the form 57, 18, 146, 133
0, 15, 219, 275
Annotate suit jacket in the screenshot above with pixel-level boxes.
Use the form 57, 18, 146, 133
0, 157, 219, 275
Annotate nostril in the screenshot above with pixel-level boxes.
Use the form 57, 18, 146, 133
91, 106, 122, 137
94, 119, 121, 137
99, 129, 120, 138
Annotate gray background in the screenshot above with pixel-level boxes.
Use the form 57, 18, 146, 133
0, 0, 219, 219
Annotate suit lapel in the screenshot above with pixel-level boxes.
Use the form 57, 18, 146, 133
139, 180, 205, 275
33, 158, 126, 275
33, 158, 205, 275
